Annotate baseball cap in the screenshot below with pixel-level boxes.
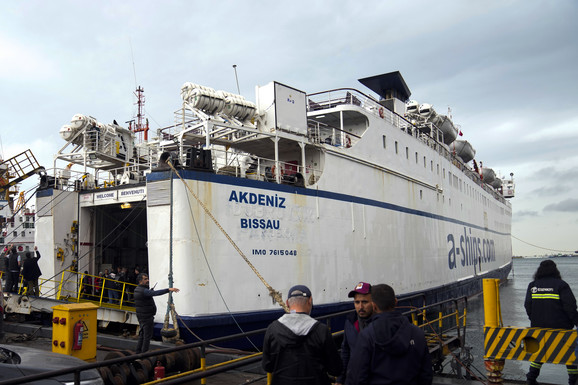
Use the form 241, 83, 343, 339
348, 282, 371, 298
287, 285, 312, 299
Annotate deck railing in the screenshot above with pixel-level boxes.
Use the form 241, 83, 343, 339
307, 88, 508, 205
0, 294, 468, 384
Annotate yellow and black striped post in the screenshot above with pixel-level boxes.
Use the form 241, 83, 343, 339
484, 326, 577, 365
483, 278, 578, 380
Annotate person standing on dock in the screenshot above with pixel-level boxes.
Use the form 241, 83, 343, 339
7, 246, 21, 294
21, 246, 42, 296
336, 282, 373, 385
262, 284, 343, 384
346, 284, 433, 385
524, 259, 578, 385
133, 273, 180, 354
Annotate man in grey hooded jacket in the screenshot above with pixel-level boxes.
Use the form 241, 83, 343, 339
262, 285, 342, 385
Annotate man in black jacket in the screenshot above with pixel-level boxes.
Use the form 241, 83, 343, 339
21, 246, 42, 296
262, 284, 342, 385
336, 282, 373, 385
7, 246, 21, 294
524, 259, 578, 385
346, 284, 433, 385
133, 273, 179, 353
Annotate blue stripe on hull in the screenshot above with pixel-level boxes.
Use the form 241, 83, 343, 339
148, 170, 511, 236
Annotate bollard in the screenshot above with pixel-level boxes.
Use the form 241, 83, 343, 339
484, 359, 505, 384
483, 279, 504, 383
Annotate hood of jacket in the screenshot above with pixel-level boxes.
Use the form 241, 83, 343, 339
371, 311, 413, 356
272, 312, 318, 346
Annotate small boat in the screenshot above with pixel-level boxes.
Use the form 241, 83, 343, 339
452, 140, 476, 163
482, 168, 496, 185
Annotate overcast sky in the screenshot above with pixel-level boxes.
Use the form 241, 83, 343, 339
1, 1, 577, 257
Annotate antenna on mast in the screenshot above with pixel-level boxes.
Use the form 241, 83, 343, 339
233, 64, 241, 94
127, 39, 149, 142
128, 86, 149, 142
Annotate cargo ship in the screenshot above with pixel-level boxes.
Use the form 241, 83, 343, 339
33, 71, 514, 339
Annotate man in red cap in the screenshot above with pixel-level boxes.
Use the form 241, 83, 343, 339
336, 282, 373, 385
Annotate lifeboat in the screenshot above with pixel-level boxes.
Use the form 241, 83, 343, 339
490, 178, 502, 189
482, 168, 496, 184
452, 140, 475, 163
432, 115, 458, 145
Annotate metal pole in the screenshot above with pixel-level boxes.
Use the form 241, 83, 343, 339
233, 65, 241, 95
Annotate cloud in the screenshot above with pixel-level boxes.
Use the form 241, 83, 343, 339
544, 198, 578, 212
0, 36, 60, 81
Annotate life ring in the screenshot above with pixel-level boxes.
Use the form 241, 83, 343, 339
345, 135, 352, 148
379, 107, 384, 118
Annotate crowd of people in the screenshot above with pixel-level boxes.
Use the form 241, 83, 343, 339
81, 265, 143, 304
1, 244, 42, 295
1, 244, 144, 306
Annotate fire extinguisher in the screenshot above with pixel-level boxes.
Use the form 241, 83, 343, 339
154, 361, 165, 380
72, 321, 84, 350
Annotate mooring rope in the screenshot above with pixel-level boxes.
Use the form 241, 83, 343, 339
167, 161, 288, 312
162, 175, 181, 340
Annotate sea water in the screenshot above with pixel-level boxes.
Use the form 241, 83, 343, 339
463, 257, 578, 384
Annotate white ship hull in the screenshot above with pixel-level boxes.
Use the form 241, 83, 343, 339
146, 167, 511, 315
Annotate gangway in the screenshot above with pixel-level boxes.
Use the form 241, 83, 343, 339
1, 270, 139, 327
0, 149, 44, 198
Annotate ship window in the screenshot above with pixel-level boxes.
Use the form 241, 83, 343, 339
431, 160, 433, 171
415, 152, 418, 163
30, 223, 34, 229
19, 217, 23, 222
21, 231, 25, 237
448, 172, 452, 185
443, 168, 446, 178
449, 198, 451, 206
406, 147, 409, 159
10, 222, 14, 228
13, 231, 17, 237
395, 141, 398, 154
0, 238, 3, 244
382, 135, 386, 149
423, 156, 426, 168
420, 190, 423, 199
437, 164, 439, 175
25, 246, 30, 251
